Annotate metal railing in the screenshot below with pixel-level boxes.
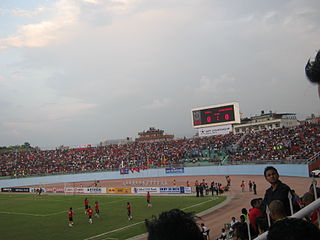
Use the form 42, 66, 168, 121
307, 151, 320, 164
254, 198, 320, 240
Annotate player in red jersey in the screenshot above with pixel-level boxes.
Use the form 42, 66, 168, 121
87, 206, 93, 224
68, 207, 74, 227
95, 201, 100, 217
84, 198, 89, 214
147, 192, 152, 208
127, 202, 133, 220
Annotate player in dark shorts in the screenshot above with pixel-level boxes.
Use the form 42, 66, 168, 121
68, 207, 73, 227
127, 202, 133, 220
84, 198, 89, 214
147, 192, 152, 208
95, 201, 100, 217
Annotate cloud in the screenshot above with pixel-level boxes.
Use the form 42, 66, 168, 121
143, 98, 171, 110
11, 7, 47, 18
1, 97, 97, 141
83, 0, 99, 4
194, 75, 236, 96
0, 0, 141, 50
41, 98, 98, 121
0, 0, 81, 49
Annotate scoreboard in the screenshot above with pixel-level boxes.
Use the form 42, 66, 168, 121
191, 102, 240, 128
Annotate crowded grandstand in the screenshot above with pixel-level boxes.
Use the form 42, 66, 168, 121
0, 121, 319, 178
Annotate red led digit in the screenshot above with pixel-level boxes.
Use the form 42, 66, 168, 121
224, 114, 230, 120
207, 116, 212, 122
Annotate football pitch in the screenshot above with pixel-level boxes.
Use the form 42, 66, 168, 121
0, 194, 226, 240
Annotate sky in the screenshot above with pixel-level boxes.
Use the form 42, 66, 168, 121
0, 0, 319, 149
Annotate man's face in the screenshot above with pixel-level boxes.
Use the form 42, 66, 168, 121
265, 169, 279, 184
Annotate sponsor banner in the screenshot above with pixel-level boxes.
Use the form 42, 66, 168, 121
86, 187, 105, 194
182, 187, 192, 194
30, 188, 46, 193
64, 187, 106, 194
159, 186, 192, 194
107, 187, 132, 194
45, 188, 65, 193
159, 187, 181, 194
65, 188, 86, 194
132, 187, 159, 194
1, 187, 30, 193
198, 124, 232, 137
120, 168, 129, 174
165, 167, 184, 174
1, 188, 12, 192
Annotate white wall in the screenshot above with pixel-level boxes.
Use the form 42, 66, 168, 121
0, 164, 309, 188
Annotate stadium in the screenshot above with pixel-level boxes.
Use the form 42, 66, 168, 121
1, 102, 320, 239
1, 1, 320, 239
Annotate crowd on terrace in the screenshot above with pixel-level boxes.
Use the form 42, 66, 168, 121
0, 123, 319, 177
228, 123, 320, 163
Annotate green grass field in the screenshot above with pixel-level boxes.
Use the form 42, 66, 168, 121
0, 194, 226, 240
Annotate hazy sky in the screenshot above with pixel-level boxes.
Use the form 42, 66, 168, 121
0, 0, 319, 149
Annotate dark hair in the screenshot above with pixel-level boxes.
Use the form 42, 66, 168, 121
241, 208, 247, 214
250, 198, 259, 207
267, 218, 320, 240
145, 209, 203, 240
305, 50, 320, 84
255, 216, 269, 233
233, 222, 248, 240
240, 215, 246, 222
264, 166, 278, 177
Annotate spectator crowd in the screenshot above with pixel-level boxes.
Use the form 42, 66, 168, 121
0, 123, 319, 177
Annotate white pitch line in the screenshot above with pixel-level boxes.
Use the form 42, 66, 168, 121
0, 211, 44, 217
84, 221, 143, 240
0, 206, 83, 217
181, 198, 215, 211
84, 198, 215, 240
0, 197, 142, 217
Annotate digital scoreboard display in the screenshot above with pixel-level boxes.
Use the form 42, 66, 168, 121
192, 102, 240, 128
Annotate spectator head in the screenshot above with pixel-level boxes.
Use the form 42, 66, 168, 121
241, 208, 248, 215
231, 216, 236, 221
267, 218, 320, 240
269, 200, 286, 221
302, 192, 315, 206
255, 216, 269, 234
264, 166, 279, 184
145, 209, 203, 240
240, 215, 246, 223
233, 222, 249, 240
250, 198, 262, 208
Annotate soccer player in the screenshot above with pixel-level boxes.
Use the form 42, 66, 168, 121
147, 192, 152, 208
87, 206, 93, 224
68, 207, 74, 227
127, 202, 133, 220
95, 201, 100, 217
84, 198, 89, 214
